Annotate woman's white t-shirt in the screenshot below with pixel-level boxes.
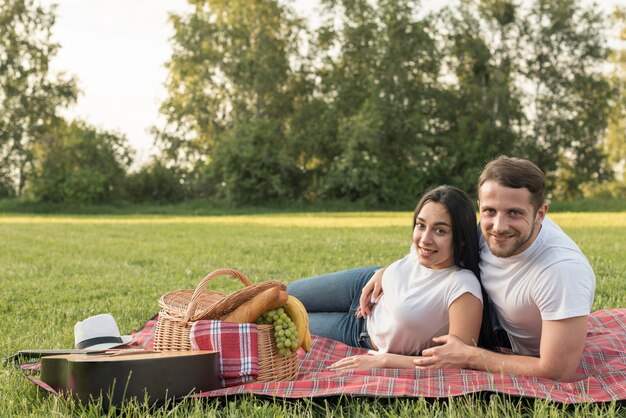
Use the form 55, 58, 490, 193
366, 246, 483, 355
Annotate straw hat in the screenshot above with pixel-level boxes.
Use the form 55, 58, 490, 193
74, 313, 133, 352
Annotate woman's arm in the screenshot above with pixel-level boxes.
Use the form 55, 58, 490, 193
357, 267, 386, 318
329, 292, 483, 371
328, 352, 419, 370
447, 292, 482, 346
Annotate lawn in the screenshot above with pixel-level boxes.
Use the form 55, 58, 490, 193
1, 211, 624, 416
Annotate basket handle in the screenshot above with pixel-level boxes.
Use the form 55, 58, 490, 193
182, 268, 252, 323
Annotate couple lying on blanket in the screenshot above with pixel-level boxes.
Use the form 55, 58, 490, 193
288, 156, 594, 382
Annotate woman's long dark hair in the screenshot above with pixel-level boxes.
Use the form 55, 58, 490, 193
413, 185, 499, 351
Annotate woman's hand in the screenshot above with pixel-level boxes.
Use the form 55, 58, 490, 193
329, 352, 418, 370
327, 354, 383, 371
357, 268, 385, 318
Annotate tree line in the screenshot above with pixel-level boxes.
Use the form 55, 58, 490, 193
1, 0, 625, 206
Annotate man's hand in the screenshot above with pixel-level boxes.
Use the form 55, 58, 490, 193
414, 316, 588, 381
413, 335, 473, 370
358, 268, 385, 318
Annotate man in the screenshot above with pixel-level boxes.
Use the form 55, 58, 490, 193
411, 156, 596, 381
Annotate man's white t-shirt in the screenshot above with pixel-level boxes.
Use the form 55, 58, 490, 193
480, 216, 595, 356
367, 245, 483, 355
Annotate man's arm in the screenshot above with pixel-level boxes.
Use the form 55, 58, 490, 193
414, 316, 588, 381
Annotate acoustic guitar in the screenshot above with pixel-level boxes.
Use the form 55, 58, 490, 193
40, 350, 220, 407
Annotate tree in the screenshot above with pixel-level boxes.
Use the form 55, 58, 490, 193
432, 0, 524, 192
0, 0, 77, 196
309, 0, 444, 205
436, 0, 614, 199
606, 7, 626, 178
28, 121, 133, 204
155, 0, 307, 203
153, 0, 615, 204
517, 0, 613, 198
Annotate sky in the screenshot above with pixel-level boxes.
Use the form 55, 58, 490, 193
43, 0, 320, 165
42, 0, 185, 163
43, 0, 622, 165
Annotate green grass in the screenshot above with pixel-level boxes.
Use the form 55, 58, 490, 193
1, 212, 625, 417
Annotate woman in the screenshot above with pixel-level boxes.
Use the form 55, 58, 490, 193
287, 185, 495, 370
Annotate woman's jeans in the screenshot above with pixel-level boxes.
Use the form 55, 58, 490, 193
287, 266, 380, 349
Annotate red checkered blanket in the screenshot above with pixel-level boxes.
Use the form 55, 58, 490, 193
190, 320, 259, 387
21, 309, 626, 403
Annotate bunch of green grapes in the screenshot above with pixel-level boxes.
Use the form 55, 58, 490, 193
256, 307, 299, 357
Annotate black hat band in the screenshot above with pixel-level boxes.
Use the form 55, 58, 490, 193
76, 336, 124, 349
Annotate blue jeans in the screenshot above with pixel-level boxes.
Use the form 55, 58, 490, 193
287, 266, 380, 349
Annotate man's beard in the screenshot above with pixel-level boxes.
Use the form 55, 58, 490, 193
486, 222, 537, 258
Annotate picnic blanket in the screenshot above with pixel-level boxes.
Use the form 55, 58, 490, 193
20, 309, 626, 404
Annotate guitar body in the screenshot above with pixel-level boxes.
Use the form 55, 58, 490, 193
41, 351, 220, 406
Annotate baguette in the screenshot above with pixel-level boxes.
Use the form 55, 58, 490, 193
222, 288, 288, 323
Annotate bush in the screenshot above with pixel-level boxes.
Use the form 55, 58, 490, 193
580, 180, 626, 200
207, 120, 303, 205
126, 159, 186, 203
27, 121, 132, 204
0, 175, 16, 198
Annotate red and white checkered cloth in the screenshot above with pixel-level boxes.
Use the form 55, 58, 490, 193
22, 309, 626, 404
190, 320, 259, 388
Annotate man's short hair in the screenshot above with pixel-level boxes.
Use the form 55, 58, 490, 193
478, 155, 546, 211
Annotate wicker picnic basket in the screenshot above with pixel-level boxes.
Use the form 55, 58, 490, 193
154, 268, 298, 382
